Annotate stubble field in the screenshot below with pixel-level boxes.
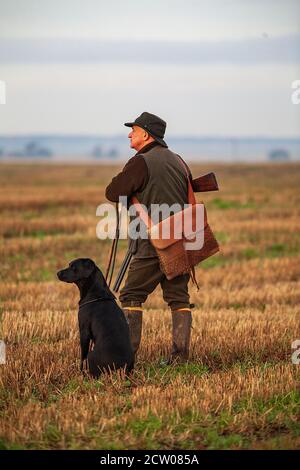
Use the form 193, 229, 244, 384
0, 162, 299, 450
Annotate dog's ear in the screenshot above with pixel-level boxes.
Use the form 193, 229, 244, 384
81, 258, 96, 278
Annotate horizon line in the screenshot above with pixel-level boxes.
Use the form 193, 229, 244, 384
1, 133, 300, 141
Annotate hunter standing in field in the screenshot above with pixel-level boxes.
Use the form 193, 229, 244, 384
105, 112, 194, 364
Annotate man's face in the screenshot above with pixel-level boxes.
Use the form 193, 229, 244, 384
128, 125, 149, 152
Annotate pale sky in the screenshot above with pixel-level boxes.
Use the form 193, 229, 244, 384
1, 0, 300, 40
0, 0, 299, 137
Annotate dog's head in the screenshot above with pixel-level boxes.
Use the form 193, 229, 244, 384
57, 258, 116, 300
57, 258, 96, 283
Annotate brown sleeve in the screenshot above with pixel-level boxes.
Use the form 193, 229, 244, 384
105, 155, 149, 202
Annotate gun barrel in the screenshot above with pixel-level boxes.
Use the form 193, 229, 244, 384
113, 250, 132, 292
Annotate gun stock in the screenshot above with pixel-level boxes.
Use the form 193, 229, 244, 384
192, 172, 219, 192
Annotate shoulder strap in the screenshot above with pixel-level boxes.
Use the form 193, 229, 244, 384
175, 155, 196, 205
131, 196, 152, 228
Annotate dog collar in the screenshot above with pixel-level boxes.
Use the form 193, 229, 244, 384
79, 297, 115, 309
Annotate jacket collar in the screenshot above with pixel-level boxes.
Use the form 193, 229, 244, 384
135, 141, 166, 156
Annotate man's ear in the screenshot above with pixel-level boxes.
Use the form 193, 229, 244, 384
82, 259, 96, 278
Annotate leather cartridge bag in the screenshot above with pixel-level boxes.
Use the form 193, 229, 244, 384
131, 158, 219, 285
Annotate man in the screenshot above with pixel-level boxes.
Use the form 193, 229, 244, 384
105, 112, 193, 364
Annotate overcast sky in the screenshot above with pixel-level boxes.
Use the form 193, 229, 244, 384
0, 0, 299, 137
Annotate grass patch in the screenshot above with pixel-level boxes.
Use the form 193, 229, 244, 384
201, 255, 228, 269
0, 438, 26, 450
240, 248, 259, 259
140, 362, 210, 384
209, 198, 256, 210
39, 268, 55, 281
3, 228, 80, 239
43, 424, 63, 446
265, 244, 300, 258
215, 231, 230, 243
238, 244, 300, 262
202, 429, 245, 450
265, 244, 286, 257
129, 414, 162, 438
233, 390, 300, 417
229, 302, 244, 310
22, 211, 41, 221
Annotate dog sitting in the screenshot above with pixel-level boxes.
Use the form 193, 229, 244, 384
57, 258, 134, 378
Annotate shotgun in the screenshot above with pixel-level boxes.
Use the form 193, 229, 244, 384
113, 238, 138, 293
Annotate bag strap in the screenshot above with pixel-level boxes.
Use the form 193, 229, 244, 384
175, 155, 196, 205
174, 156, 200, 291
131, 196, 152, 228
190, 266, 200, 290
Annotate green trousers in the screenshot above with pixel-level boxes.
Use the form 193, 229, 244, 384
119, 256, 190, 310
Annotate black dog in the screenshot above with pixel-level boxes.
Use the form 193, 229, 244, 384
57, 258, 134, 378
